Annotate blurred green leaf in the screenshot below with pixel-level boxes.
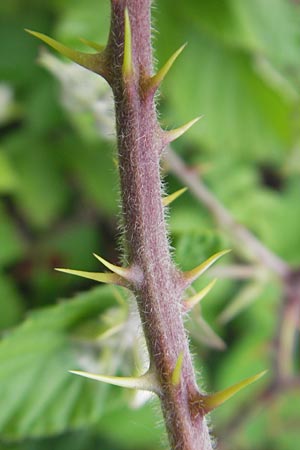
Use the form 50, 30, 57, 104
0, 151, 19, 193
0, 203, 25, 267
164, 38, 292, 159
0, 285, 118, 440
60, 136, 118, 214
228, 387, 300, 450
54, 0, 110, 49
0, 8, 52, 88
212, 335, 269, 427
25, 76, 65, 135
30, 223, 102, 304
176, 0, 300, 64
0, 274, 24, 330
98, 402, 163, 450
156, 0, 297, 160
213, 284, 278, 427
4, 132, 69, 229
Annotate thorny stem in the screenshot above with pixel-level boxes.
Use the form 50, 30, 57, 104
107, 1, 212, 449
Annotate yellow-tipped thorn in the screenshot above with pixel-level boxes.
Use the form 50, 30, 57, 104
164, 116, 203, 144
69, 369, 161, 395
55, 268, 123, 286
149, 43, 187, 90
184, 249, 231, 284
203, 370, 267, 413
183, 279, 217, 311
79, 37, 105, 52
163, 187, 188, 207
122, 8, 133, 78
93, 253, 131, 280
171, 351, 184, 386
25, 29, 103, 75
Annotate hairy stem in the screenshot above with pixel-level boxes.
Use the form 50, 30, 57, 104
107, 1, 212, 448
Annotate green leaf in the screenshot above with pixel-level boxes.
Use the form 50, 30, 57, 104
156, 0, 296, 160
0, 274, 24, 330
229, 388, 300, 450
173, 0, 300, 64
0, 151, 19, 193
227, 0, 300, 64
212, 336, 268, 428
172, 222, 226, 272
0, 14, 46, 88
0, 286, 118, 440
165, 38, 291, 159
25, 76, 65, 134
54, 0, 110, 49
28, 223, 102, 305
212, 283, 278, 426
0, 430, 121, 450
4, 132, 69, 229
0, 202, 25, 267
61, 137, 118, 214
98, 402, 163, 449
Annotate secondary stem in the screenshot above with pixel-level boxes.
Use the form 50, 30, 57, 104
166, 149, 290, 278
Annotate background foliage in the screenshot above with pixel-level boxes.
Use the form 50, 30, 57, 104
0, 0, 300, 449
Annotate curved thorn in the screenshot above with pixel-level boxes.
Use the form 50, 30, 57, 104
93, 253, 131, 280
171, 351, 184, 386
69, 369, 161, 395
55, 268, 124, 286
79, 37, 105, 52
163, 187, 187, 207
149, 43, 187, 91
184, 249, 231, 285
122, 8, 133, 78
202, 370, 267, 413
183, 279, 217, 311
25, 29, 104, 75
164, 116, 203, 144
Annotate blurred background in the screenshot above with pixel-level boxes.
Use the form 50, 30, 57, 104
0, 0, 300, 449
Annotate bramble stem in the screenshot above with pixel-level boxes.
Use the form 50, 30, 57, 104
107, 1, 212, 448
